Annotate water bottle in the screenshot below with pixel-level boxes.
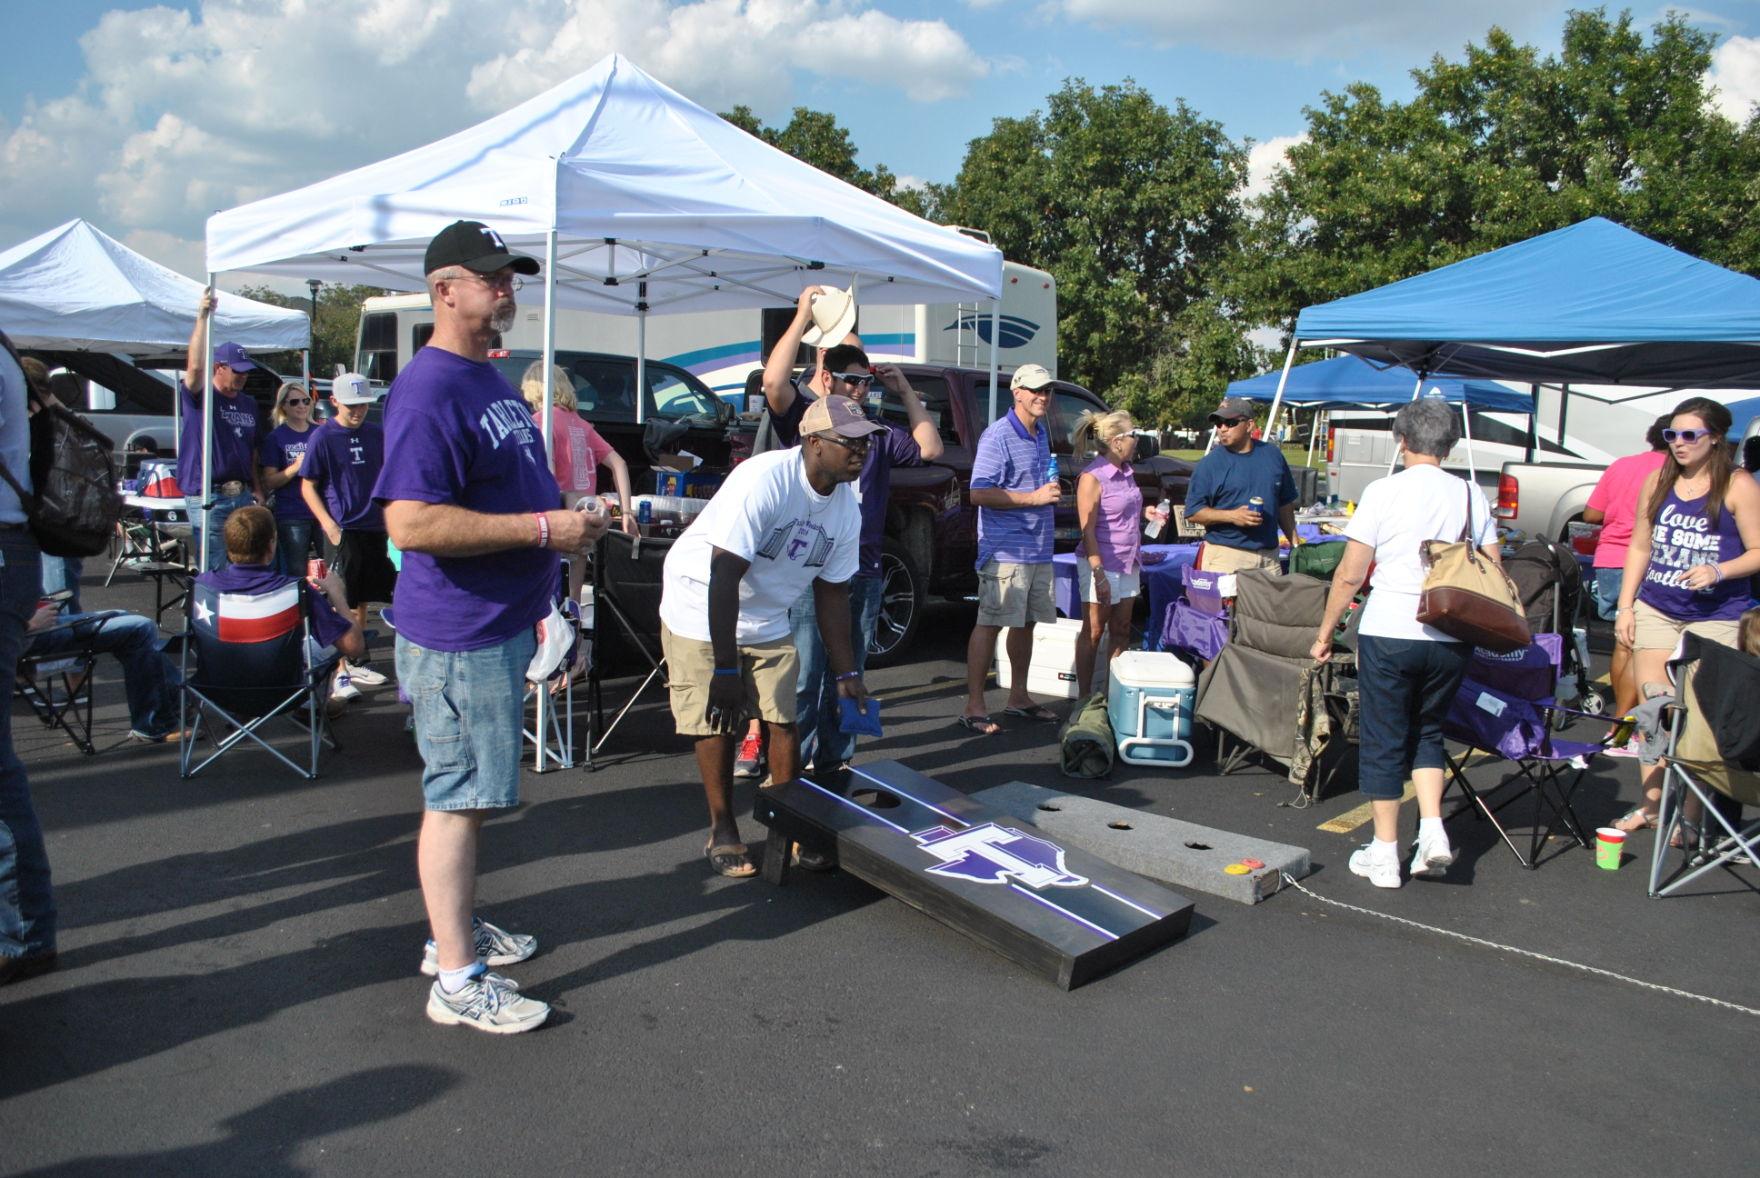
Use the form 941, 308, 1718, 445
580, 585, 595, 669
1145, 496, 1171, 540
1046, 454, 1059, 484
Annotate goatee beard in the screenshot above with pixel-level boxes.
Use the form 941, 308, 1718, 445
490, 303, 516, 334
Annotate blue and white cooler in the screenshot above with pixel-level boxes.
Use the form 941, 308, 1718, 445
1107, 650, 1196, 767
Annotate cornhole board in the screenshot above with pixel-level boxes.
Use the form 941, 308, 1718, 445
752, 760, 1195, 990
971, 783, 1308, 905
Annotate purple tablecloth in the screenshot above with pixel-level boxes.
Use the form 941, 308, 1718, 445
1053, 543, 1200, 635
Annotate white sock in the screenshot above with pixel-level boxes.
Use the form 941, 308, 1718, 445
1419, 817, 1445, 839
1370, 837, 1399, 858
438, 962, 485, 994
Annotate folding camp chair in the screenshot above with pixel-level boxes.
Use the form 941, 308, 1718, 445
586, 529, 671, 766
15, 623, 98, 756
1648, 635, 1760, 898
179, 576, 336, 780
1439, 634, 1609, 869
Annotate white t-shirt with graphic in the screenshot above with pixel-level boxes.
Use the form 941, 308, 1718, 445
660, 448, 860, 644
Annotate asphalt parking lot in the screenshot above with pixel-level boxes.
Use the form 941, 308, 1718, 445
3, 577, 1756, 1176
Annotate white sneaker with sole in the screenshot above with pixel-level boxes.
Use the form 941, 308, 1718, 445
1349, 844, 1402, 889
419, 916, 537, 976
331, 674, 361, 703
347, 664, 387, 687
1409, 827, 1456, 878
425, 973, 548, 1034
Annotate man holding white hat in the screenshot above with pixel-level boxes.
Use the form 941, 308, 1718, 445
758, 284, 942, 779
301, 372, 395, 699
179, 291, 265, 572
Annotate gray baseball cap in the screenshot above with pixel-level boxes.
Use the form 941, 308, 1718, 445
1208, 396, 1256, 424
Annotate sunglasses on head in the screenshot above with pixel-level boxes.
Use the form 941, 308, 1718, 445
1662, 428, 1714, 444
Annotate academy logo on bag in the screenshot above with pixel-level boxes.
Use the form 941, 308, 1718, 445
911, 822, 1088, 889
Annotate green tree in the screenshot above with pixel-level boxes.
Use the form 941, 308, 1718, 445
234, 282, 387, 378
934, 79, 1250, 408
720, 104, 929, 213
1237, 8, 1760, 335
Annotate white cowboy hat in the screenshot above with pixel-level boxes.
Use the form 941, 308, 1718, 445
801, 284, 858, 348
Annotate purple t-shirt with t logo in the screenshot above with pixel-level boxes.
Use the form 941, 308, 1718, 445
178, 379, 259, 489
302, 418, 386, 531
373, 347, 562, 652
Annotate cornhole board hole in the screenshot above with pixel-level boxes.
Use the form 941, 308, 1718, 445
971, 783, 1309, 906
752, 760, 1195, 990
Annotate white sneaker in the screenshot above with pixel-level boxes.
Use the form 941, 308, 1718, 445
347, 664, 387, 687
1349, 843, 1402, 889
419, 916, 537, 976
425, 973, 548, 1035
1409, 827, 1456, 878
331, 673, 361, 702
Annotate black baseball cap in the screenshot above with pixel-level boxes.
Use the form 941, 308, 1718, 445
423, 220, 540, 277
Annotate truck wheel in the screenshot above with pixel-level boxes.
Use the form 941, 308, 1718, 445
868, 539, 925, 668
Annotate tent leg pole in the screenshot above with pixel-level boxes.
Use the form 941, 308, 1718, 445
1261, 333, 1299, 444
636, 286, 648, 428
1527, 385, 1539, 463
200, 273, 216, 573
1462, 397, 1477, 489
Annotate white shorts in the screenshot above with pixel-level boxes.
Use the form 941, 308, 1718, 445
1076, 564, 1141, 606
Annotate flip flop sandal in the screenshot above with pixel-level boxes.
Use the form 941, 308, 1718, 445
1613, 807, 1658, 834
704, 842, 757, 878
1003, 704, 1059, 723
956, 714, 1001, 735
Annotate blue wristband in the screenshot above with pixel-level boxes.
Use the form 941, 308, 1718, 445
835, 671, 861, 682
713, 667, 740, 677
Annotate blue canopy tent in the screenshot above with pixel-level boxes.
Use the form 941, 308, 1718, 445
1265, 218, 1760, 451
1229, 355, 1532, 412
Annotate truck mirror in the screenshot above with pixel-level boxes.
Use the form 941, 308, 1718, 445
85, 383, 116, 413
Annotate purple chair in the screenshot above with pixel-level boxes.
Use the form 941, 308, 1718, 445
1439, 634, 1611, 868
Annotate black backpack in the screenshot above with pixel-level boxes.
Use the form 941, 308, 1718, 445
0, 330, 122, 557
1504, 536, 1581, 635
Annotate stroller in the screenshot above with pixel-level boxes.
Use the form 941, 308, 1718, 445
1503, 536, 1607, 721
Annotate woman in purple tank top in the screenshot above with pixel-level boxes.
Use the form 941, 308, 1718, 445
1612, 397, 1760, 833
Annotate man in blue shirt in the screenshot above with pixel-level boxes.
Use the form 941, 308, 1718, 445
959, 364, 1062, 735
178, 292, 263, 572
1186, 396, 1298, 574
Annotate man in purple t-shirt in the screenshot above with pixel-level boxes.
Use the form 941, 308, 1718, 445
179, 292, 263, 572
375, 221, 606, 1036
301, 373, 396, 702
760, 286, 942, 780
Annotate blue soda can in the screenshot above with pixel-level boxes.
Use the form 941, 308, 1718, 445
637, 499, 652, 527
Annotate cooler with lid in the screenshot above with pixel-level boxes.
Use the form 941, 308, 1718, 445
1106, 650, 1195, 767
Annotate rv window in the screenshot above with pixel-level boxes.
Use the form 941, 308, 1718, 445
412, 324, 434, 352
359, 312, 396, 351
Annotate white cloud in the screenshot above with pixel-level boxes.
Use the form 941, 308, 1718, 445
1242, 133, 1304, 201
0, 1, 986, 279
1052, 0, 1540, 59
1707, 34, 1760, 123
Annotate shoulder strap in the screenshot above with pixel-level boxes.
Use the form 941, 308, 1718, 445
1458, 477, 1475, 544
0, 329, 35, 509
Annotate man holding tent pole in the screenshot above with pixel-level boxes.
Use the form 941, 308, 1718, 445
180, 292, 264, 573
377, 220, 606, 1034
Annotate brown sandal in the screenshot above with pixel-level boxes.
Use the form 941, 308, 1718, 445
704, 842, 757, 878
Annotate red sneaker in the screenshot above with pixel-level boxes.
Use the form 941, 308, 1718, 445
733, 730, 763, 779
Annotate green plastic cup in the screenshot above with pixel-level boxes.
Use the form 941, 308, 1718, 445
1595, 827, 1627, 870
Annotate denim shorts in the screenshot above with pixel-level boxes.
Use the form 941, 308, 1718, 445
1590, 568, 1623, 622
395, 629, 535, 812
1355, 633, 1472, 800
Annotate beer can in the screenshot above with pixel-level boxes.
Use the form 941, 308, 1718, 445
307, 558, 328, 582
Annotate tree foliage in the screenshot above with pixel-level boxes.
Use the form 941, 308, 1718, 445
932, 79, 1254, 419
720, 104, 929, 214
234, 283, 388, 378
1235, 8, 1760, 335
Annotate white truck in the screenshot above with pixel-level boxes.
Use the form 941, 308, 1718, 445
354, 260, 1058, 405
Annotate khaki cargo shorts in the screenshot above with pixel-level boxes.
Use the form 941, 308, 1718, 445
661, 622, 798, 737
1197, 543, 1283, 576
976, 559, 1056, 628
1631, 599, 1740, 653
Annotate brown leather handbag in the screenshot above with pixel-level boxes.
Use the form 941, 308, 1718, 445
1416, 480, 1532, 653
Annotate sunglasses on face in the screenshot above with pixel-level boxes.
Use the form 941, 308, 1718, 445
832, 372, 875, 388
283, 397, 311, 406
1662, 428, 1714, 444
1214, 417, 1248, 428
814, 432, 872, 455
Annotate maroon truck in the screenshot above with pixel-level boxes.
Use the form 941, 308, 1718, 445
751, 365, 1194, 666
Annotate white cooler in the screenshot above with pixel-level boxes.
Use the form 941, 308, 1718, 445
1106, 651, 1195, 767
993, 617, 1084, 700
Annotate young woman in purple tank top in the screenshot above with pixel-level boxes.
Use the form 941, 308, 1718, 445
1613, 397, 1760, 833
1072, 410, 1166, 695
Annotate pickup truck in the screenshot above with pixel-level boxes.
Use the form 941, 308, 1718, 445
749, 364, 1194, 666
1491, 460, 1609, 543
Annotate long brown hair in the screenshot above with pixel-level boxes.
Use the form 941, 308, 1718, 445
1645, 397, 1735, 528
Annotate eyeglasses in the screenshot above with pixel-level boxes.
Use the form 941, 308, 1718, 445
282, 397, 311, 406
832, 372, 875, 388
813, 432, 872, 455
447, 271, 524, 292
1662, 428, 1714, 444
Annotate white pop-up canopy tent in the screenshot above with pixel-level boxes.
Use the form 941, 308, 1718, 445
0, 219, 309, 353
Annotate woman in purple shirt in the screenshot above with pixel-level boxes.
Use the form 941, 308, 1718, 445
1072, 410, 1166, 695
259, 381, 318, 575
1613, 398, 1760, 834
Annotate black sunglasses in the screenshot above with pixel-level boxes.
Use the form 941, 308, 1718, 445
1662, 428, 1714, 444
283, 397, 311, 406
1212, 416, 1249, 427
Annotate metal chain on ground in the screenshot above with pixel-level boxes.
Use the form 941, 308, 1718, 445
1276, 873, 1760, 1018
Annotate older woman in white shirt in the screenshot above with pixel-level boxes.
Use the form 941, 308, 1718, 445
1311, 397, 1501, 889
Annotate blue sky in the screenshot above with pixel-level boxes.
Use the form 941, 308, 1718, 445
5, 1, 1759, 285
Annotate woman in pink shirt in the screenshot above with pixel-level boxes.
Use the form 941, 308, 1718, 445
1072, 410, 1166, 695
522, 364, 637, 600
1582, 414, 1668, 722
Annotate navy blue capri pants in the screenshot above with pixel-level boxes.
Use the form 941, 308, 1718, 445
1355, 634, 1471, 800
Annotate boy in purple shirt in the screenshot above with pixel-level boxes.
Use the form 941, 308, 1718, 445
375, 221, 607, 1035
301, 374, 395, 700
179, 292, 263, 572
959, 364, 1062, 734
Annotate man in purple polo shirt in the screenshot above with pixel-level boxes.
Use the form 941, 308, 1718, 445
301, 373, 395, 702
761, 285, 943, 778
959, 364, 1061, 735
376, 220, 606, 1035
179, 292, 264, 572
